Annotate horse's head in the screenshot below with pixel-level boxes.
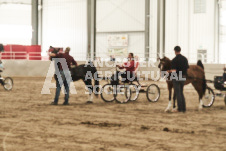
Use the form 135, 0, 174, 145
158, 56, 172, 72
49, 46, 60, 61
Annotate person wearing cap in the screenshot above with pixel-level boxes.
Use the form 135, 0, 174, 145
169, 46, 189, 113
49, 47, 78, 105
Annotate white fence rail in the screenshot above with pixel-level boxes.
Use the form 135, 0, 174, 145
0, 51, 226, 64
0, 52, 42, 60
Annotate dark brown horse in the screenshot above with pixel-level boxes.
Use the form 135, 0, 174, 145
158, 56, 206, 111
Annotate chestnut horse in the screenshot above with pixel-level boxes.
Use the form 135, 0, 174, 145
158, 57, 206, 111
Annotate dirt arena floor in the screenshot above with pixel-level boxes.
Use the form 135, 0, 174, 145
0, 77, 226, 151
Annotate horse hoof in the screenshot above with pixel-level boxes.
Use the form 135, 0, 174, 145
165, 109, 170, 112
172, 108, 177, 112
198, 106, 203, 110
86, 101, 93, 104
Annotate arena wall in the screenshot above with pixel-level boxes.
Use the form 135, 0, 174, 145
1, 60, 225, 81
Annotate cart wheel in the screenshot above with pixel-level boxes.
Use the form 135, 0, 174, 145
146, 84, 160, 102
115, 85, 131, 104
101, 84, 115, 103
202, 87, 215, 108
125, 84, 140, 101
4, 77, 13, 91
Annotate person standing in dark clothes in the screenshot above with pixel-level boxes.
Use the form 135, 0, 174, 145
49, 47, 78, 105
0, 44, 4, 52
0, 45, 5, 86
170, 46, 189, 113
0, 59, 4, 86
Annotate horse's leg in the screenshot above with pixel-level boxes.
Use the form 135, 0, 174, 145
165, 82, 173, 112
198, 85, 204, 110
83, 79, 94, 103
192, 82, 203, 110
199, 97, 203, 110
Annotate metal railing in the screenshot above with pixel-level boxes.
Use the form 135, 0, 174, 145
0, 52, 42, 60
0, 51, 226, 64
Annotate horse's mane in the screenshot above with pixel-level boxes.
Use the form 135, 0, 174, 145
161, 56, 172, 70
162, 56, 171, 63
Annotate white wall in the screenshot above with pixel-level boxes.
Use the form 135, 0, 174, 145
149, 0, 157, 60
42, 0, 87, 61
0, 0, 220, 64
96, 0, 145, 32
0, 0, 31, 4
165, 0, 216, 63
0, 4, 31, 45
220, 0, 226, 63
96, 32, 145, 59
96, 0, 145, 59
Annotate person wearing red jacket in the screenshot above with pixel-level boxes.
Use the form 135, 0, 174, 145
116, 53, 136, 83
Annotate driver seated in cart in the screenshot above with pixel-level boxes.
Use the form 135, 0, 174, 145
116, 53, 145, 90
116, 53, 136, 83
215, 67, 226, 96
222, 67, 226, 84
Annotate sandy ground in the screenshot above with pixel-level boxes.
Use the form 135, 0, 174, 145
0, 77, 226, 151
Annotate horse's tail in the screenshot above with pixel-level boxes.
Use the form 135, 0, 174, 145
202, 75, 207, 95
197, 60, 204, 70
197, 60, 206, 95
88, 61, 100, 96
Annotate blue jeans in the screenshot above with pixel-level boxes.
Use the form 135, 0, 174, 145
54, 70, 71, 104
